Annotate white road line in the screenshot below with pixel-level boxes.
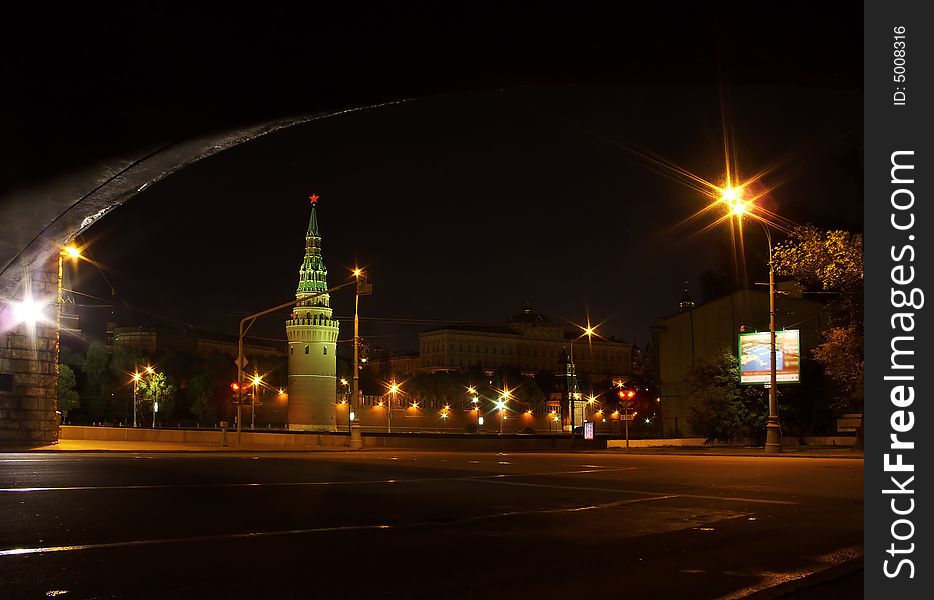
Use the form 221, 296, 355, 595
0, 467, 635, 493
465, 478, 799, 505
0, 495, 677, 558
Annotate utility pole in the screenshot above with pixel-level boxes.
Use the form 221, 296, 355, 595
352, 269, 372, 434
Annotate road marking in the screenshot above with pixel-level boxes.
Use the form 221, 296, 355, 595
0, 524, 393, 557
0, 495, 676, 558
464, 478, 799, 505
0, 467, 635, 494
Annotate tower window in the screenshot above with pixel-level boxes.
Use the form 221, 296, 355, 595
290, 346, 294, 355
323, 346, 327, 356
304, 345, 309, 354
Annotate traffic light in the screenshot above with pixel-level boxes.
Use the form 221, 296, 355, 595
230, 382, 241, 403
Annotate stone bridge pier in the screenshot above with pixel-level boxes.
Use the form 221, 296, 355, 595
0, 254, 61, 443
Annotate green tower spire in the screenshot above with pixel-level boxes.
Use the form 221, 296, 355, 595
296, 200, 327, 296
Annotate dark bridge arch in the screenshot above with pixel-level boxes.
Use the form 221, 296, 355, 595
0, 101, 416, 443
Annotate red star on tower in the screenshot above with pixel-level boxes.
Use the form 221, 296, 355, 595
309, 194, 320, 204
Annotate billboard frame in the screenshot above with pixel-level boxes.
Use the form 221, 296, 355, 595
737, 329, 801, 385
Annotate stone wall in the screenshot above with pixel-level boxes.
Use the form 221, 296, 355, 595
0, 254, 60, 443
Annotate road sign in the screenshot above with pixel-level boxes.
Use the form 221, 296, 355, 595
234, 356, 248, 369
621, 414, 636, 421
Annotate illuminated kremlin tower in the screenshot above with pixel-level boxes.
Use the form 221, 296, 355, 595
286, 196, 339, 431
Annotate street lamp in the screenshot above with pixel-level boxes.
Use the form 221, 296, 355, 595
352, 267, 373, 437
251, 374, 262, 429
468, 386, 480, 434
131, 366, 157, 428
723, 189, 782, 453
387, 380, 400, 433
567, 323, 597, 438
131, 372, 141, 428
497, 388, 512, 434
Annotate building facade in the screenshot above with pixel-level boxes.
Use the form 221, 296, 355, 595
417, 305, 633, 381
285, 201, 339, 431
651, 289, 824, 436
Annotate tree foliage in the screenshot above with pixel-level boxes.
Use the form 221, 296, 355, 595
83, 341, 112, 418
772, 225, 864, 407
687, 350, 767, 444
138, 371, 176, 423
187, 374, 217, 425
811, 325, 864, 409
772, 226, 863, 326
772, 225, 864, 448
57, 363, 81, 420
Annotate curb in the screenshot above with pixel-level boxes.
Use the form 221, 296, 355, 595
742, 558, 863, 599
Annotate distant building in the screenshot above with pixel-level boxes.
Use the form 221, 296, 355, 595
650, 288, 824, 437
373, 304, 634, 382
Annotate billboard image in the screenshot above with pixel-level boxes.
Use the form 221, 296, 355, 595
738, 329, 800, 384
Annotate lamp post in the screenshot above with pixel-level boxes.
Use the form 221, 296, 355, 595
723, 188, 782, 453
131, 372, 141, 428
497, 389, 512, 434
353, 269, 361, 436
387, 381, 399, 433
586, 394, 596, 425
251, 374, 262, 429
468, 386, 480, 434
762, 224, 781, 453
567, 324, 596, 439
146, 367, 157, 428
352, 267, 372, 437
340, 378, 351, 431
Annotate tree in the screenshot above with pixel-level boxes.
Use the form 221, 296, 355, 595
108, 344, 148, 423
83, 341, 112, 420
188, 374, 217, 425
771, 226, 863, 326
57, 363, 81, 422
138, 371, 176, 425
686, 350, 767, 444
772, 225, 864, 447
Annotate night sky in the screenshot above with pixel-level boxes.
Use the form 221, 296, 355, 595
4, 4, 863, 354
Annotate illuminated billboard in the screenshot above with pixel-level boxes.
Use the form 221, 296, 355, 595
738, 329, 800, 384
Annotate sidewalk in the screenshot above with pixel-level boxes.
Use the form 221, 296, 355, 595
1, 439, 355, 453
3, 438, 864, 457
608, 445, 864, 459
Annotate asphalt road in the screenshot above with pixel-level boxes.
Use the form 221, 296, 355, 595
0, 450, 863, 599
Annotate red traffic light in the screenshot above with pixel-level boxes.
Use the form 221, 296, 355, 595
627, 390, 636, 399
617, 389, 626, 399
230, 382, 241, 392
